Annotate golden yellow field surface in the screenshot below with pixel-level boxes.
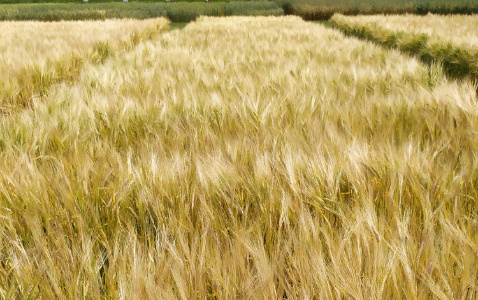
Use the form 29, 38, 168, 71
0, 18, 168, 113
336, 14, 478, 49
0, 16, 477, 298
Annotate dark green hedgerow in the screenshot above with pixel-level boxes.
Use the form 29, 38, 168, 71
330, 14, 478, 83
0, 2, 283, 22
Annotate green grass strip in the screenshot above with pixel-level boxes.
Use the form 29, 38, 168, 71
330, 14, 478, 84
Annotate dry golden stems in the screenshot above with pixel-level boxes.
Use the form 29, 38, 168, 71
335, 14, 478, 50
0, 16, 477, 298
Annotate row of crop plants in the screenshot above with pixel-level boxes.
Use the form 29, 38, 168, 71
330, 14, 478, 85
0, 18, 169, 115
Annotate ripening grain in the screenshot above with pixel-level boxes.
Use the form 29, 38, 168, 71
337, 14, 478, 50
0, 16, 477, 299
0, 18, 165, 71
0, 18, 168, 112
331, 14, 478, 82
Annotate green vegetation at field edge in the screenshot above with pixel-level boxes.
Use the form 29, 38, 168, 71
311, 19, 331, 27
0, 0, 270, 2
278, 0, 478, 20
0, 2, 283, 22
1, 0, 478, 21
0, 0, 230, 3
168, 21, 187, 30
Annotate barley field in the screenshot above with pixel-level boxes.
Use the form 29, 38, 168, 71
331, 14, 478, 83
0, 18, 168, 113
332, 14, 478, 50
0, 15, 477, 299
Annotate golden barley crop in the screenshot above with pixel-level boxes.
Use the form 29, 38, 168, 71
335, 13, 478, 50
331, 14, 478, 82
0, 18, 168, 113
0, 16, 477, 299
